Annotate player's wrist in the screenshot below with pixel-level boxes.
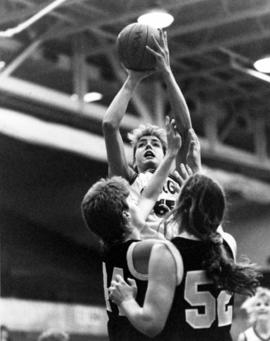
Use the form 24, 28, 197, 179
125, 76, 140, 90
161, 67, 173, 80
119, 297, 135, 309
166, 150, 178, 159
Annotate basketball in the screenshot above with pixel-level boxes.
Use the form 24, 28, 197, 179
117, 23, 160, 71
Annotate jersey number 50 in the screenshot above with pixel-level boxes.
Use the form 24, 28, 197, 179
184, 270, 233, 329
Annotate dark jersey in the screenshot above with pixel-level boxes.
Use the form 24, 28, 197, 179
160, 237, 234, 341
103, 240, 160, 341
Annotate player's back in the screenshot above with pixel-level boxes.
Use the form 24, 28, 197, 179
103, 240, 161, 341
160, 237, 234, 341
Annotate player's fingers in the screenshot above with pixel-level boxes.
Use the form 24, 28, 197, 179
186, 164, 193, 176
115, 274, 125, 283
172, 170, 185, 186
127, 278, 136, 287
188, 128, 199, 145
110, 280, 117, 287
151, 34, 163, 53
179, 163, 189, 179
158, 28, 165, 47
146, 45, 159, 57
164, 30, 168, 46
170, 118, 177, 132
161, 29, 169, 53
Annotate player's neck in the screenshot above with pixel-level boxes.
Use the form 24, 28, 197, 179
255, 320, 270, 338
125, 228, 140, 241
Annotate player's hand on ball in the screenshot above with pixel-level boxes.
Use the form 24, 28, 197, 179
146, 29, 171, 73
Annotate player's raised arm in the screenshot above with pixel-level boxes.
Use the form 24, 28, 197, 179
102, 70, 151, 180
135, 117, 181, 223
147, 30, 192, 165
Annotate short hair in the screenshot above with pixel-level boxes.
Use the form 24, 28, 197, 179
81, 176, 130, 249
241, 287, 270, 323
128, 124, 167, 161
38, 330, 69, 341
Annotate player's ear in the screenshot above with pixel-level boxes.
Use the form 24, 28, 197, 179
122, 209, 131, 221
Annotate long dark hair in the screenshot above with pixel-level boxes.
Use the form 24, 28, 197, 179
166, 174, 260, 295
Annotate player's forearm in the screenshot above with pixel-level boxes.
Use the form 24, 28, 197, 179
136, 153, 176, 221
103, 76, 138, 131
162, 69, 192, 134
120, 300, 160, 337
142, 153, 175, 200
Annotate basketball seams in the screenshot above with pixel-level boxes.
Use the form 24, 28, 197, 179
126, 23, 139, 70
139, 24, 150, 71
117, 23, 159, 71
136, 24, 149, 71
118, 24, 132, 69
124, 23, 136, 69
127, 24, 145, 70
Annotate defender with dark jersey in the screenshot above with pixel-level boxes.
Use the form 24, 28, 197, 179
160, 236, 234, 341
109, 174, 260, 340
103, 240, 161, 341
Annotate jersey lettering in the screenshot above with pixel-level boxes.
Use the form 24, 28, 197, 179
102, 263, 125, 316
184, 270, 233, 329
162, 178, 178, 194
154, 199, 175, 216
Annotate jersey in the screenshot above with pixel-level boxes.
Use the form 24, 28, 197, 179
102, 240, 161, 341
128, 170, 181, 234
239, 327, 270, 341
159, 237, 234, 341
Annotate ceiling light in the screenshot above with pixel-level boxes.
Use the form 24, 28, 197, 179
84, 92, 103, 103
254, 56, 270, 73
71, 92, 103, 103
0, 61, 6, 69
137, 10, 174, 29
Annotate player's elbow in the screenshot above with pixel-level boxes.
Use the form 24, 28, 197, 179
144, 325, 163, 338
102, 116, 119, 133
142, 320, 165, 338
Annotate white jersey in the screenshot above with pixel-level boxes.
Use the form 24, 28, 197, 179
239, 327, 270, 341
128, 171, 181, 235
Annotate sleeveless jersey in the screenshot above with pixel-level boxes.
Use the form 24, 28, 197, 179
240, 327, 270, 341
128, 171, 181, 234
159, 237, 234, 341
102, 240, 161, 341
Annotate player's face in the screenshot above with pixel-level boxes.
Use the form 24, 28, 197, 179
123, 199, 140, 239
253, 297, 270, 321
134, 135, 165, 173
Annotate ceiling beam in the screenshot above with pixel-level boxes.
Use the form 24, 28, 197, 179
0, 76, 139, 128
1, 77, 270, 180
2, 107, 270, 198
41, 0, 207, 41
170, 1, 270, 37
0, 39, 41, 79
